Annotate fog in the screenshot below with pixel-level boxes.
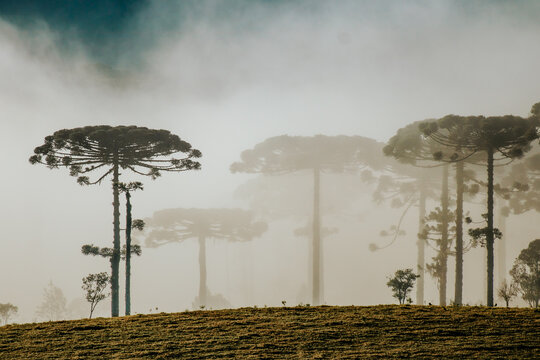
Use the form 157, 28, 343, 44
1, 0, 540, 322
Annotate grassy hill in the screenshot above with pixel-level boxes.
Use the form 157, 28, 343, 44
1, 305, 539, 359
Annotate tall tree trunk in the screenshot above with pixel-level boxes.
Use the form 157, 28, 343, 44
497, 206, 507, 288
198, 235, 207, 307
486, 147, 495, 307
312, 166, 321, 306
125, 190, 132, 316
416, 182, 426, 305
454, 161, 464, 305
440, 164, 449, 306
111, 160, 120, 317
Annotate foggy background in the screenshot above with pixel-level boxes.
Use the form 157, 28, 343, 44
1, 0, 540, 322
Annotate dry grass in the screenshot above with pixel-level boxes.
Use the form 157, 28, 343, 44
1, 305, 539, 359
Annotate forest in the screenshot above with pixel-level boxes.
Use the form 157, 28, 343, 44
1, 1, 540, 358
4, 107, 536, 322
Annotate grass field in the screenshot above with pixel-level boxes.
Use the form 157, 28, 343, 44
1, 305, 539, 359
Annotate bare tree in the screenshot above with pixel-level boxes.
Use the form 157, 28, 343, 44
497, 279, 518, 307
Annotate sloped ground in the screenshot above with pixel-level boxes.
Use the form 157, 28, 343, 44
0, 305, 538, 359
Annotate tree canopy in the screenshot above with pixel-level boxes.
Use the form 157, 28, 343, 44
231, 134, 386, 174
29, 125, 201, 184
145, 208, 267, 246
510, 239, 540, 308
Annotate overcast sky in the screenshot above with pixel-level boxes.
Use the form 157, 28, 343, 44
1, 0, 540, 321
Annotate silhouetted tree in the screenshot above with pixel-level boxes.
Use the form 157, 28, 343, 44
497, 279, 518, 308
118, 181, 144, 316
82, 272, 110, 319
386, 268, 419, 305
510, 239, 540, 308
145, 208, 267, 308
421, 114, 538, 306
231, 135, 385, 305
0, 303, 18, 325
29, 125, 201, 316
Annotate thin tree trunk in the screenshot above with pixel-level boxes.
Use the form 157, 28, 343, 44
125, 190, 132, 316
111, 159, 120, 317
198, 235, 207, 307
440, 164, 449, 306
454, 161, 464, 305
312, 166, 321, 306
497, 206, 507, 288
486, 147, 495, 307
416, 183, 426, 305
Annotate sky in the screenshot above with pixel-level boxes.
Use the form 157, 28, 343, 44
1, 0, 540, 322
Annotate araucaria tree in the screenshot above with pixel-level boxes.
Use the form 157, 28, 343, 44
231, 135, 385, 305
30, 126, 201, 317
421, 114, 538, 306
82, 272, 111, 319
382, 121, 445, 305
118, 181, 145, 316
386, 268, 419, 305
145, 208, 267, 308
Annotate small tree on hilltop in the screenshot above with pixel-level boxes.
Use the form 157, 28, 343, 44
510, 239, 540, 308
497, 279, 518, 308
82, 273, 111, 319
30, 125, 201, 317
0, 303, 18, 325
387, 268, 419, 305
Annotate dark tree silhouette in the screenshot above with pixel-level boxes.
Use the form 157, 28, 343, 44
118, 181, 144, 316
29, 125, 201, 317
497, 279, 518, 308
386, 268, 419, 304
510, 239, 540, 308
145, 208, 267, 308
231, 135, 386, 305
82, 272, 110, 319
421, 114, 538, 306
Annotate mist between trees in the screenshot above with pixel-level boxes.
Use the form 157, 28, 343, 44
4, 101, 535, 324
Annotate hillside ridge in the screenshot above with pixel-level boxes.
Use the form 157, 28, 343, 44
1, 305, 539, 359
